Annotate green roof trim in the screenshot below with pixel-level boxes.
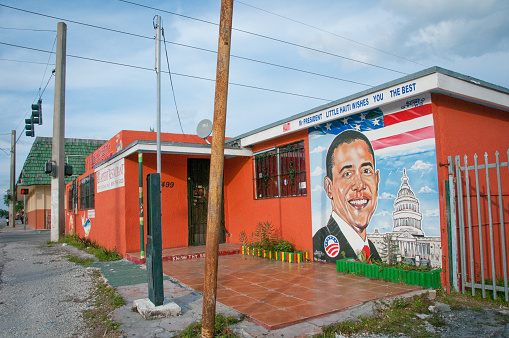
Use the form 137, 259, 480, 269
18, 136, 107, 186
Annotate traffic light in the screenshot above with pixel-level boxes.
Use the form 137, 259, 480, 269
20, 188, 29, 195
25, 118, 34, 137
32, 99, 42, 125
64, 163, 73, 176
25, 99, 42, 137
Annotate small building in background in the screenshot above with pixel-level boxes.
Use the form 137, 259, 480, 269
17, 137, 106, 229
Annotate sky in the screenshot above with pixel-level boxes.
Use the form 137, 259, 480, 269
1, 0, 508, 204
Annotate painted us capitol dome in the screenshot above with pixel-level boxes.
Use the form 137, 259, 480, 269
392, 168, 424, 237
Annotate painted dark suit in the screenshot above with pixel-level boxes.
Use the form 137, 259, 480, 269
313, 216, 381, 263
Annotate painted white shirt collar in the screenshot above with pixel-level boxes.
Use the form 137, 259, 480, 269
331, 211, 369, 259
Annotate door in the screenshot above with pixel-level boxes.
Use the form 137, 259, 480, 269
187, 158, 225, 246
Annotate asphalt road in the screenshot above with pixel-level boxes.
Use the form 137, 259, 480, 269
0, 223, 94, 337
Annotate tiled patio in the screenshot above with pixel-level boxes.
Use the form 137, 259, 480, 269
151, 246, 422, 330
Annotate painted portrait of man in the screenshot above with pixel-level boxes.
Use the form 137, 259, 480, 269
313, 129, 381, 263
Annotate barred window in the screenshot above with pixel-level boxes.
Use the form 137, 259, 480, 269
79, 173, 95, 210
68, 180, 79, 211
254, 141, 307, 199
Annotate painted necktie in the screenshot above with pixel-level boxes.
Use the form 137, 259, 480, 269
362, 245, 370, 261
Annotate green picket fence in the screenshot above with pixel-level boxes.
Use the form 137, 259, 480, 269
241, 246, 309, 263
337, 259, 442, 289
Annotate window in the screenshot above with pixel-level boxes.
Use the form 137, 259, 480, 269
79, 173, 95, 210
254, 141, 307, 199
68, 180, 79, 211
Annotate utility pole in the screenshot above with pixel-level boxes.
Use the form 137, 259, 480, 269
9, 130, 16, 227
201, 0, 234, 336
50, 22, 67, 242
155, 15, 162, 174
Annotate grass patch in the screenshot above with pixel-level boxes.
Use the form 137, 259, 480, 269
318, 290, 509, 338
84, 269, 126, 337
52, 234, 122, 262
439, 290, 509, 310
177, 313, 241, 338
63, 254, 95, 266
320, 293, 437, 338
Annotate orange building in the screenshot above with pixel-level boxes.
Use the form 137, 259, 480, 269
66, 67, 509, 293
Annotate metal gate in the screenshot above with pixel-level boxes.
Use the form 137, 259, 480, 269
447, 150, 508, 301
187, 158, 225, 246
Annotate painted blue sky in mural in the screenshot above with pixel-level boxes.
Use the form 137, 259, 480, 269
370, 143, 440, 237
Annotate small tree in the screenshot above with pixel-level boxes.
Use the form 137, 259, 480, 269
379, 234, 399, 265
250, 221, 279, 250
3, 189, 23, 213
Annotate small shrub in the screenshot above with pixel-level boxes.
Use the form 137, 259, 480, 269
240, 221, 298, 253
177, 313, 240, 338
55, 235, 122, 262
273, 239, 294, 252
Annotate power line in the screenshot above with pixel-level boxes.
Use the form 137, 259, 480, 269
117, 0, 407, 75
0, 3, 373, 87
163, 40, 373, 87
38, 35, 57, 98
0, 26, 55, 32
161, 23, 185, 134
0, 41, 332, 101
0, 58, 50, 65
236, 1, 427, 68
0, 4, 150, 40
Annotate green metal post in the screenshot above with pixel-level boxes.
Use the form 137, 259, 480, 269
139, 152, 145, 259
146, 173, 163, 306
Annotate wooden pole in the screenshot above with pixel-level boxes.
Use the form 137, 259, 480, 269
201, 0, 234, 336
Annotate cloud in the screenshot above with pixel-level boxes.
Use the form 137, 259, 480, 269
379, 192, 396, 199
411, 160, 434, 171
311, 184, 323, 192
418, 186, 436, 193
310, 166, 326, 177
423, 209, 440, 217
310, 145, 327, 154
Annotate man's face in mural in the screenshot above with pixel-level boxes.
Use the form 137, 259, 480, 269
324, 139, 379, 236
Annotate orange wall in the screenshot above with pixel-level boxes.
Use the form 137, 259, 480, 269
68, 150, 215, 256
432, 93, 509, 288
124, 152, 193, 254
70, 129, 222, 256
66, 172, 127, 254
224, 129, 313, 255
26, 208, 50, 230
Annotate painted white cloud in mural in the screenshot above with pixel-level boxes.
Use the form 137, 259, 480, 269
418, 186, 436, 193
374, 220, 392, 232
424, 209, 440, 217
309, 132, 325, 140
311, 184, 323, 192
375, 210, 392, 217
310, 145, 327, 153
311, 166, 326, 176
411, 160, 434, 171
379, 192, 397, 199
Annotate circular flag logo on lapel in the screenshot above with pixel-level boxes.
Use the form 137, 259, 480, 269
324, 235, 340, 258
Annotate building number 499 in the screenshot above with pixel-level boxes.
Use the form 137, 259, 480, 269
161, 181, 174, 188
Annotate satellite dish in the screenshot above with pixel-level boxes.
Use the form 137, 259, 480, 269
196, 119, 213, 139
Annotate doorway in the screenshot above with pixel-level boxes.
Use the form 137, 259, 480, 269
187, 158, 225, 246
